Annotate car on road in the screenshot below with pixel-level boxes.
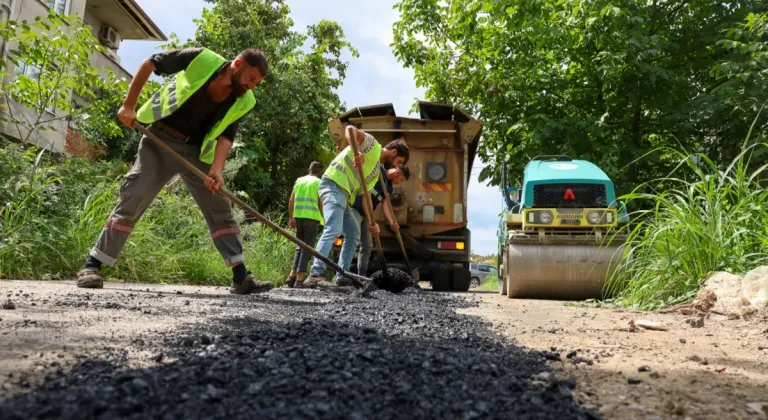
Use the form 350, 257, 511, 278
470, 263, 497, 288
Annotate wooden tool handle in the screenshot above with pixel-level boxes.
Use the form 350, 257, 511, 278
132, 122, 371, 286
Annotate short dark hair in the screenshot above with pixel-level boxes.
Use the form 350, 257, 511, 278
309, 161, 323, 176
399, 165, 411, 180
239, 49, 268, 77
384, 139, 409, 164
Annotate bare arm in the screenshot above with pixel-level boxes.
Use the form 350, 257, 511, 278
203, 138, 231, 194
288, 190, 295, 220
123, 60, 155, 110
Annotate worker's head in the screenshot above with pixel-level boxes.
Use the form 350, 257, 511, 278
308, 161, 323, 176
231, 49, 269, 96
386, 165, 410, 185
381, 139, 410, 167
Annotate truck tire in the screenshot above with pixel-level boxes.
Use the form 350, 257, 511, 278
431, 266, 451, 291
451, 264, 471, 292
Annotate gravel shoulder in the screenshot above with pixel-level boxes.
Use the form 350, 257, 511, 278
459, 292, 768, 420
0, 280, 594, 419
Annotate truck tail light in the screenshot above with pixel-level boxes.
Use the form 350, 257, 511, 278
438, 241, 465, 250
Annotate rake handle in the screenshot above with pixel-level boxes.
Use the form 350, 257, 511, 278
376, 170, 413, 273
132, 122, 371, 287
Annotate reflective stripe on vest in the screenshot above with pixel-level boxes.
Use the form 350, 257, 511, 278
136, 48, 256, 164
293, 175, 323, 224
323, 139, 382, 202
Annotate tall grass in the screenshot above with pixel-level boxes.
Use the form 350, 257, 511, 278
0, 142, 294, 285
605, 122, 768, 309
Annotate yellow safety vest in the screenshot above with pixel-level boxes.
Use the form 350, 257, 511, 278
293, 175, 323, 225
136, 48, 255, 164
323, 136, 382, 204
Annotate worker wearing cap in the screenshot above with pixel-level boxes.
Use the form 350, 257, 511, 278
75, 47, 274, 295
286, 161, 325, 288
352, 165, 410, 276
306, 126, 409, 288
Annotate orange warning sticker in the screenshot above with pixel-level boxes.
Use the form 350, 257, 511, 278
419, 183, 452, 192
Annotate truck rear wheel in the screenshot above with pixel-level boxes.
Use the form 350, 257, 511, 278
431, 266, 451, 291
450, 264, 471, 292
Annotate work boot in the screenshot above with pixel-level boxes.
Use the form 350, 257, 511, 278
336, 276, 355, 287
304, 275, 323, 289
316, 279, 338, 289
294, 279, 305, 289
285, 276, 297, 288
230, 272, 274, 295
76, 267, 104, 289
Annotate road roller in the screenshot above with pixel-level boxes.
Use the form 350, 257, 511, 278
497, 155, 629, 300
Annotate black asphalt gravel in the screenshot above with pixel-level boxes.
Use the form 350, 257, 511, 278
0, 286, 598, 420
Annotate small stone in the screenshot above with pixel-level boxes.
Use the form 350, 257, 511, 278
680, 338, 687, 344
649, 372, 661, 379
627, 377, 642, 385
2, 300, 15, 310
532, 372, 551, 381
176, 291, 183, 295
153, 353, 164, 363
745, 402, 768, 418
634, 320, 668, 331
686, 317, 704, 328
638, 365, 651, 372
566, 351, 577, 359
687, 355, 702, 363
201, 335, 212, 345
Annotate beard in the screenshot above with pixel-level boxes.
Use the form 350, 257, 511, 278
231, 72, 249, 97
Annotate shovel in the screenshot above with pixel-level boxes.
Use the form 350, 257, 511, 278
132, 122, 376, 296
345, 129, 392, 284
376, 170, 420, 281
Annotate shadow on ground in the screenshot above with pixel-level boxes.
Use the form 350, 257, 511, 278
0, 289, 598, 420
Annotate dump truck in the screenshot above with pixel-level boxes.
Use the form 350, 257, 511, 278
328, 101, 484, 291
497, 155, 629, 300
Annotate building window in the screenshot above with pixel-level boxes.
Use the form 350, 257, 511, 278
15, 61, 57, 114
47, 0, 70, 14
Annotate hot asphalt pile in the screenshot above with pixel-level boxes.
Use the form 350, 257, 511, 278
0, 285, 598, 420
371, 267, 420, 293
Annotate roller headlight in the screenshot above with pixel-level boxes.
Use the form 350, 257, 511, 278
539, 211, 553, 224
587, 211, 601, 224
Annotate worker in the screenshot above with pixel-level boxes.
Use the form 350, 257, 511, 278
352, 164, 410, 277
75, 47, 274, 295
286, 161, 325, 288
305, 127, 409, 288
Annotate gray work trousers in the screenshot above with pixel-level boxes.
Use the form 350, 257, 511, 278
351, 208, 373, 276
291, 218, 320, 273
89, 126, 244, 268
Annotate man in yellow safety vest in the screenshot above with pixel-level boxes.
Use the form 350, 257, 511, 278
75, 47, 273, 295
286, 161, 325, 288
305, 126, 409, 288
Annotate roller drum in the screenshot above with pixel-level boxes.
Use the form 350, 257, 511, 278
505, 242, 625, 300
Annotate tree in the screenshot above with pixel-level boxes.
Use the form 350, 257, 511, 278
0, 10, 124, 147
162, 0, 358, 214
392, 0, 768, 193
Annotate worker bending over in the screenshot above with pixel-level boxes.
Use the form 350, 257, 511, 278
306, 127, 409, 287
352, 165, 410, 276
286, 161, 324, 288
76, 47, 274, 295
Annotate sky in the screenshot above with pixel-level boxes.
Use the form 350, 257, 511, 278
118, 0, 501, 255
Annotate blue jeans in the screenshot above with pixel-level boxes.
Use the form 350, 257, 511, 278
309, 178, 360, 279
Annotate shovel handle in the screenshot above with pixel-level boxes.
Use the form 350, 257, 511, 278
132, 122, 371, 287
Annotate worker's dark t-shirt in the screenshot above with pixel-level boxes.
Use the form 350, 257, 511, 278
352, 166, 392, 216
148, 48, 240, 146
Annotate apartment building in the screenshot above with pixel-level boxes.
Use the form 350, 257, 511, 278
0, 0, 166, 157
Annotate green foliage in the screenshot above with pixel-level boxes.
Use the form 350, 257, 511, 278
0, 10, 123, 144
161, 0, 358, 213
605, 118, 768, 309
0, 141, 294, 284
392, 1, 768, 194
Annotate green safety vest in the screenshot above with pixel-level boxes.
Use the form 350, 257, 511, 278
136, 48, 256, 164
324, 139, 382, 204
293, 175, 323, 225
